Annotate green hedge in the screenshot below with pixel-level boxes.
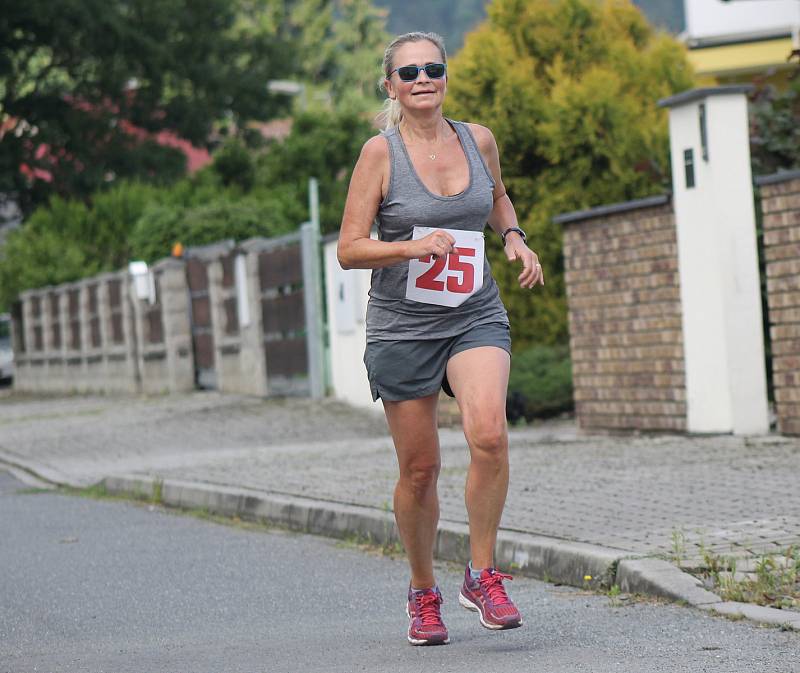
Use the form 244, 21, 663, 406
507, 344, 574, 422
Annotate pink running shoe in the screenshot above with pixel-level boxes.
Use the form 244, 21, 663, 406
406, 586, 450, 645
459, 566, 522, 630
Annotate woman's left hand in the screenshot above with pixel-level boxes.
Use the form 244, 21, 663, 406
504, 235, 544, 289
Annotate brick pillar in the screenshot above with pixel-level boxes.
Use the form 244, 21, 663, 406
758, 171, 800, 435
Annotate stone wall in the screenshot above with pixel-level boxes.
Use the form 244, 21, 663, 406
759, 170, 800, 436
557, 195, 687, 432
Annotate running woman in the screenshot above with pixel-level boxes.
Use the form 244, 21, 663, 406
337, 31, 544, 645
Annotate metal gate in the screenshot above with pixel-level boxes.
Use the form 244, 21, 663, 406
181, 231, 323, 397
257, 237, 309, 395
186, 254, 216, 389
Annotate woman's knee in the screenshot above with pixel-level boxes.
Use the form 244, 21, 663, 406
398, 460, 441, 495
464, 416, 507, 457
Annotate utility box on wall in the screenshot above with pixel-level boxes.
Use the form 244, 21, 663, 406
658, 86, 769, 435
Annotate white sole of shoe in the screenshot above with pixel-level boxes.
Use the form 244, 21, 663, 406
458, 591, 522, 630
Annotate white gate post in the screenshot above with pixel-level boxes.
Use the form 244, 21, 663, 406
658, 85, 769, 435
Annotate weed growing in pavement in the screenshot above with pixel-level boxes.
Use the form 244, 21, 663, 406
377, 500, 405, 558
670, 527, 687, 565
695, 546, 799, 610
607, 584, 623, 608
722, 612, 745, 622
60, 481, 152, 506
381, 538, 406, 558
335, 530, 406, 559
151, 478, 164, 505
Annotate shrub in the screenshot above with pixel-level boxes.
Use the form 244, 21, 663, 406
445, 0, 695, 350
0, 225, 90, 309
750, 73, 800, 176
0, 181, 157, 308
212, 139, 256, 191
130, 193, 302, 263
507, 344, 574, 422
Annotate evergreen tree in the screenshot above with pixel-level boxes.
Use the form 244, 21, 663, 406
444, 0, 694, 348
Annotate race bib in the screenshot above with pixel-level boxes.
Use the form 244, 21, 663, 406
405, 227, 484, 307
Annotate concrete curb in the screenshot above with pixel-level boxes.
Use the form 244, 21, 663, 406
1, 464, 56, 490
102, 473, 628, 590
700, 601, 800, 631
617, 558, 722, 605
0, 449, 78, 488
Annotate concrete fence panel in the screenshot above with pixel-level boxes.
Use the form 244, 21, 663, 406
10, 221, 331, 399
13, 259, 193, 395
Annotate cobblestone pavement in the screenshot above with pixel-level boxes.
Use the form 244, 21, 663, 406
1, 391, 799, 564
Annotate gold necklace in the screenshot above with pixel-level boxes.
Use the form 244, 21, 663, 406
402, 121, 443, 160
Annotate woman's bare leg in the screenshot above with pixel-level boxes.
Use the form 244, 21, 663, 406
382, 392, 441, 589
445, 346, 511, 569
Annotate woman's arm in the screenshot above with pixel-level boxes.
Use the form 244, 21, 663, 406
337, 136, 455, 270
469, 123, 544, 289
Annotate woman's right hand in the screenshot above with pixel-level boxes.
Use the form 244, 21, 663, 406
411, 229, 456, 259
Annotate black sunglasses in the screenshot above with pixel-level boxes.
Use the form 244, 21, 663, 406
388, 62, 447, 82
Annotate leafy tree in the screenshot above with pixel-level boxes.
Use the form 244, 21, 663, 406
255, 110, 376, 233
1, 0, 295, 211
445, 0, 694, 348
329, 0, 392, 110
213, 139, 256, 192
288, 0, 390, 111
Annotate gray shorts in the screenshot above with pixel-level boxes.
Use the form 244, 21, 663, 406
363, 322, 511, 402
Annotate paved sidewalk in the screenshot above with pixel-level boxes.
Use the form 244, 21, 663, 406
1, 390, 799, 626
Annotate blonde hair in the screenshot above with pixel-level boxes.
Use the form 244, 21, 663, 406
376, 32, 447, 131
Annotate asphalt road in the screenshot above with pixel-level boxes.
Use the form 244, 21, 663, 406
1, 472, 797, 673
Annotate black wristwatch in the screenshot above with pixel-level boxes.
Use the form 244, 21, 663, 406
500, 227, 527, 246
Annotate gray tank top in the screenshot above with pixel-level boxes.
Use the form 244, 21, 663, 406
366, 118, 509, 341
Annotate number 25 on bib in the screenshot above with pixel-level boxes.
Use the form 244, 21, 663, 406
405, 227, 484, 308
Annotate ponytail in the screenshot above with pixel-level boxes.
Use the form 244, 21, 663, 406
376, 96, 403, 131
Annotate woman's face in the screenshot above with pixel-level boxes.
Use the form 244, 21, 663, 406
385, 40, 447, 115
